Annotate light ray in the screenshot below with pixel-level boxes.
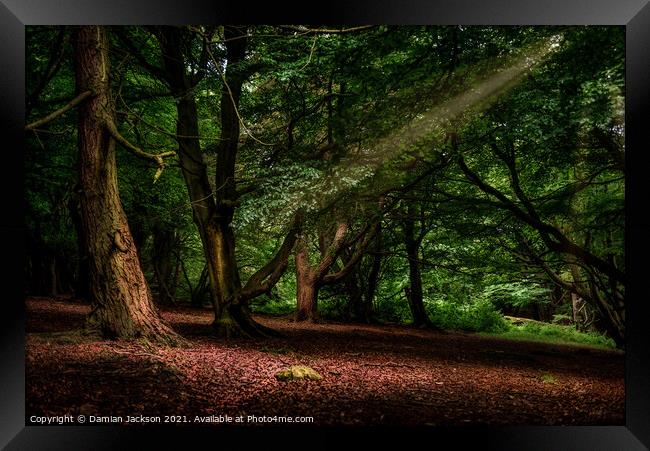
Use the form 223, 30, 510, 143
290, 35, 563, 214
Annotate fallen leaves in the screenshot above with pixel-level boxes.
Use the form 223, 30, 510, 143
26, 297, 624, 426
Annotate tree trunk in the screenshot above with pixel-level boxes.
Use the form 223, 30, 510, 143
294, 220, 379, 323
153, 227, 176, 305
295, 236, 318, 321
157, 26, 283, 338
69, 192, 91, 302
403, 206, 432, 327
188, 263, 210, 307
345, 269, 364, 321
338, 244, 365, 321
571, 292, 582, 326
26, 225, 53, 297
74, 26, 179, 344
296, 279, 318, 322
363, 229, 382, 322
49, 257, 57, 297
171, 246, 181, 300
129, 219, 147, 258
568, 254, 624, 345
54, 254, 74, 296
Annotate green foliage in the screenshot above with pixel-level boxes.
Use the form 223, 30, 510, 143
250, 297, 296, 316
482, 282, 551, 309
25, 25, 625, 348
318, 296, 351, 321
495, 322, 617, 349
374, 296, 412, 324
551, 313, 572, 325
427, 299, 509, 333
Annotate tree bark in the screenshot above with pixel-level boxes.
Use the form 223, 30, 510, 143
69, 192, 91, 302
74, 26, 179, 344
363, 229, 383, 322
295, 235, 319, 321
403, 204, 432, 327
295, 221, 379, 322
153, 227, 177, 305
156, 26, 297, 338
571, 292, 584, 326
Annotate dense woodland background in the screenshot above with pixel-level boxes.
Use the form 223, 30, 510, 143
25, 25, 625, 348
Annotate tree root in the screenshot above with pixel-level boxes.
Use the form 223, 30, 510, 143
212, 305, 282, 339
83, 316, 188, 347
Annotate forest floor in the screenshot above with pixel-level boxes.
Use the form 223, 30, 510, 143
26, 297, 624, 426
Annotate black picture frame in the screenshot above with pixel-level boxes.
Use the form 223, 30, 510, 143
2, 1, 649, 449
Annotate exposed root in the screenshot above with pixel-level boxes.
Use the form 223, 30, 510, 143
83, 314, 188, 347
212, 305, 282, 339
141, 328, 189, 348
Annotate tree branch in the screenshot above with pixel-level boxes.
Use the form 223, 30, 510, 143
190, 27, 215, 85
458, 153, 626, 285
25, 90, 93, 131
27, 28, 68, 114
239, 212, 304, 300
490, 139, 542, 222
322, 222, 380, 285
113, 28, 169, 82
315, 222, 349, 278
281, 25, 375, 34
103, 118, 176, 181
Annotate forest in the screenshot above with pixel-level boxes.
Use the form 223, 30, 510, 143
25, 25, 625, 426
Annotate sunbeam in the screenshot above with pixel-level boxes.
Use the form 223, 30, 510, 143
290, 35, 564, 213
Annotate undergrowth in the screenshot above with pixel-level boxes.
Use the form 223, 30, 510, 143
492, 321, 617, 349
249, 294, 617, 349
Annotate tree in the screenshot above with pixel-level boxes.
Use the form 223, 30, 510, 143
146, 26, 303, 337
25, 25, 625, 348
401, 202, 435, 327
73, 26, 179, 343
444, 27, 625, 344
295, 218, 380, 322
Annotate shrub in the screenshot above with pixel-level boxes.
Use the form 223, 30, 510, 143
551, 313, 572, 325
318, 296, 349, 320
250, 296, 295, 316
497, 321, 617, 348
374, 296, 412, 323
427, 298, 509, 333
482, 282, 551, 309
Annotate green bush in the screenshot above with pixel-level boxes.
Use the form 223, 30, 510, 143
427, 299, 509, 333
482, 282, 551, 309
374, 296, 412, 323
551, 313, 572, 325
250, 296, 295, 316
497, 321, 617, 348
318, 296, 349, 320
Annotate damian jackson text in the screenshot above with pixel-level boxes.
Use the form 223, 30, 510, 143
88, 415, 163, 423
